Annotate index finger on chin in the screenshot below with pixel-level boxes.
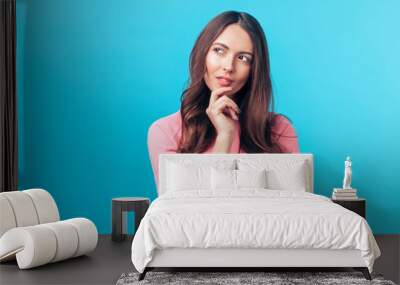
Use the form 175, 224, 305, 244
209, 87, 233, 104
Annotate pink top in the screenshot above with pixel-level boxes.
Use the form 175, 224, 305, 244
148, 111, 299, 189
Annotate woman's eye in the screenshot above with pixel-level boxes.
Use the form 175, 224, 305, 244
238, 55, 251, 64
213, 47, 224, 55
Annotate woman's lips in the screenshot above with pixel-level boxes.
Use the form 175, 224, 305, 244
216, 77, 234, 87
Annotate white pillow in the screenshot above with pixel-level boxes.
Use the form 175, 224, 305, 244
236, 169, 267, 188
266, 165, 307, 191
211, 168, 236, 190
237, 159, 308, 191
166, 160, 235, 192
211, 168, 268, 190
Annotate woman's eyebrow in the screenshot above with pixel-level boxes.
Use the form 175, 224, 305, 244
213, 42, 253, 56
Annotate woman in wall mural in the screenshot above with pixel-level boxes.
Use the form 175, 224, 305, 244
148, 11, 299, 188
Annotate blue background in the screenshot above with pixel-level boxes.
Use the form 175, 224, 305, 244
16, 0, 400, 234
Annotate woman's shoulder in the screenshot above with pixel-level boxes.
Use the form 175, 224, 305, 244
270, 113, 299, 153
150, 110, 181, 129
148, 110, 182, 140
270, 113, 295, 134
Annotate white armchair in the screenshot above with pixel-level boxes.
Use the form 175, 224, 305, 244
0, 188, 98, 269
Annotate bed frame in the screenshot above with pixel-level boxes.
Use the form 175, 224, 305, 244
138, 154, 371, 280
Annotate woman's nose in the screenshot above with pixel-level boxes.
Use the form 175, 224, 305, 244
222, 56, 235, 72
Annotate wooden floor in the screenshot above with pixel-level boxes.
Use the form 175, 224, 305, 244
0, 235, 398, 285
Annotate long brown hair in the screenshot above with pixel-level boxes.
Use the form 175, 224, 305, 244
178, 11, 289, 153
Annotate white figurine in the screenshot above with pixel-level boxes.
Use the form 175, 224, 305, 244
343, 156, 352, 189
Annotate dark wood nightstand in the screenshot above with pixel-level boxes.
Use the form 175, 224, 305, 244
112, 197, 150, 242
331, 198, 366, 218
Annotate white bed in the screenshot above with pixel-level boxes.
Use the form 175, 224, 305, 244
131, 154, 380, 280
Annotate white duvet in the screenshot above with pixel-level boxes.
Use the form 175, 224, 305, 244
131, 190, 380, 273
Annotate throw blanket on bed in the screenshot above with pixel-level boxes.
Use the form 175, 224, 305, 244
131, 190, 380, 273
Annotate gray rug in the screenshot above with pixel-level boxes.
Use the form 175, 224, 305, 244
116, 271, 396, 285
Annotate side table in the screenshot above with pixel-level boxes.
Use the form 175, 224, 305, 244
112, 197, 150, 242
332, 198, 366, 218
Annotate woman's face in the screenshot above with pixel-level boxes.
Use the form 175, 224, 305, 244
204, 24, 254, 97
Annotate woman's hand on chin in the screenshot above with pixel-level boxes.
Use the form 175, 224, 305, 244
206, 86, 240, 137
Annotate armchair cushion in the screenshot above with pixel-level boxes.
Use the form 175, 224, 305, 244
0, 189, 98, 269
0, 218, 97, 269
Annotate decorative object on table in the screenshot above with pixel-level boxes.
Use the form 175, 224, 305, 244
331, 198, 366, 218
343, 156, 352, 189
116, 271, 394, 285
112, 197, 150, 242
0, 189, 98, 269
332, 156, 358, 200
